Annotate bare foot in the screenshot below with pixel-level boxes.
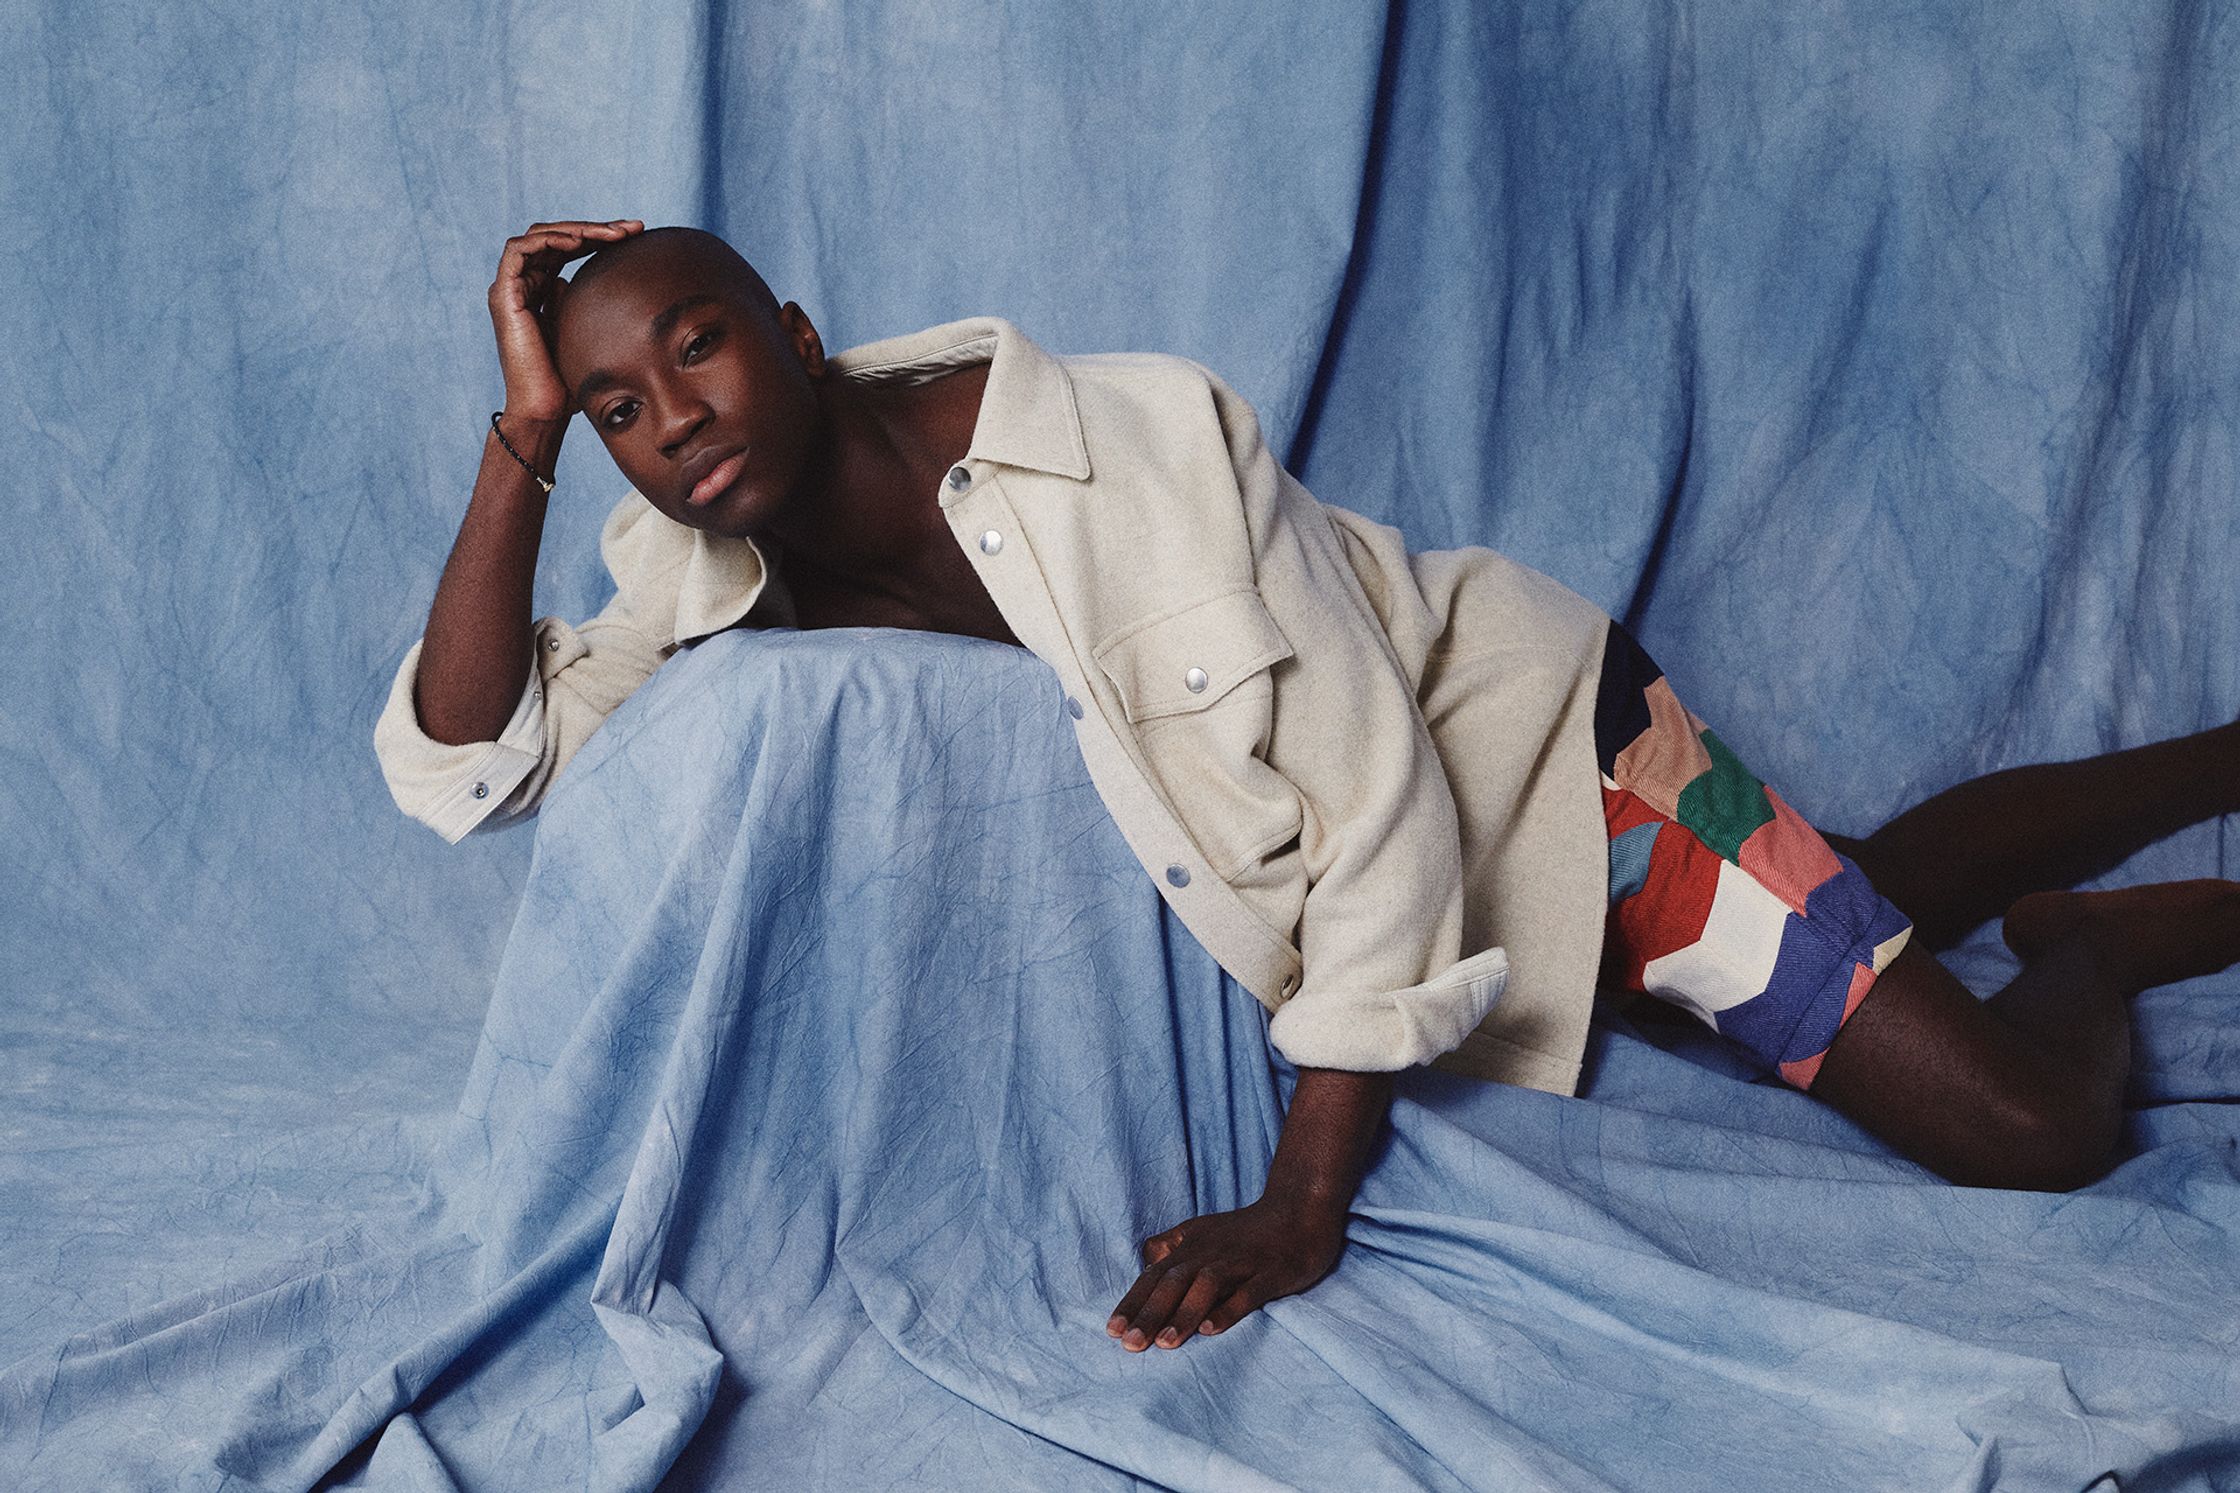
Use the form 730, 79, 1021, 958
2217, 720, 2240, 816
2003, 881, 2240, 992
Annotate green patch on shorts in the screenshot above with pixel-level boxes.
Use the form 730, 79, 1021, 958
1674, 729, 1775, 863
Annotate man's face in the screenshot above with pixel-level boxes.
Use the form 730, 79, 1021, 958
550, 252, 823, 538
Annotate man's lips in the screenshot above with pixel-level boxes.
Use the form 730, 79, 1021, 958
685, 448, 749, 507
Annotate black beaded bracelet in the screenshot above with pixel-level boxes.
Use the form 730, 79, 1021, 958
490, 410, 556, 494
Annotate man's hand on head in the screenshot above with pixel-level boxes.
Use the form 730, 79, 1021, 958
488, 218, 642, 422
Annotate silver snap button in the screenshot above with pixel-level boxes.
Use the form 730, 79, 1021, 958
1184, 666, 1208, 693
1165, 864, 1190, 888
472, 781, 489, 799
979, 529, 1003, 555
1282, 974, 1299, 997
947, 465, 972, 491
545, 637, 559, 651
1065, 696, 1084, 720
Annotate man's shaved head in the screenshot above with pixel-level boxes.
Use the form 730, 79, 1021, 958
563, 225, 781, 323
545, 221, 833, 540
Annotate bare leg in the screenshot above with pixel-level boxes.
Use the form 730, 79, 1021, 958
1808, 880, 2240, 1190
1821, 720, 2240, 950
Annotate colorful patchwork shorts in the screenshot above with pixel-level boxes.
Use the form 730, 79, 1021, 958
1594, 622, 1913, 1090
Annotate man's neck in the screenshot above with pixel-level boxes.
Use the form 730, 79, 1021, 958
764, 367, 989, 609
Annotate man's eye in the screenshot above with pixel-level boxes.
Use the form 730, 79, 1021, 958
685, 329, 719, 361
600, 400, 638, 429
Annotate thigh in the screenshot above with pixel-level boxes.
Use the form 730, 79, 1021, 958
1808, 941, 2035, 1130
1807, 939, 2122, 1188
1592, 621, 1914, 1089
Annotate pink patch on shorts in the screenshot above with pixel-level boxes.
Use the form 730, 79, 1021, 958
1611, 677, 1713, 818
1736, 787, 1845, 918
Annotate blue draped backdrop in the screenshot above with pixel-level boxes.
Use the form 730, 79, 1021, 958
2, 1, 2235, 1488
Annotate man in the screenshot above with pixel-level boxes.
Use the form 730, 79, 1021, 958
378, 220, 2240, 1355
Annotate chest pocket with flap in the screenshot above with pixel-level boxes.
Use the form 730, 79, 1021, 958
1092, 586, 1303, 882
1091, 585, 1295, 723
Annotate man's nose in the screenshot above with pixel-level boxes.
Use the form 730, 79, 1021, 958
655, 394, 713, 458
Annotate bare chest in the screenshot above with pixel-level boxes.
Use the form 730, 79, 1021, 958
780, 366, 1022, 648
785, 541, 1023, 651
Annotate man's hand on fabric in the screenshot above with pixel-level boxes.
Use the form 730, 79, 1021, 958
1105, 1197, 1347, 1350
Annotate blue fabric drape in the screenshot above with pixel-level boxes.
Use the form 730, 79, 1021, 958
3, 1, 2235, 1487
14, 633, 2238, 1489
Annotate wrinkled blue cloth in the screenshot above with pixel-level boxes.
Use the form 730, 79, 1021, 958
7, 632, 2239, 1490
5, 0, 2239, 1486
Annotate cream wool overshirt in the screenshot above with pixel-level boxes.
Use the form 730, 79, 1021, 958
375, 316, 1613, 1094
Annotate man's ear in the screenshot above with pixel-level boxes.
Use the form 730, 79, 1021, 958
779, 301, 826, 377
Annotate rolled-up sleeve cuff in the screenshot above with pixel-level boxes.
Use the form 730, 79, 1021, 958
1265, 945, 1510, 1071
372, 639, 547, 844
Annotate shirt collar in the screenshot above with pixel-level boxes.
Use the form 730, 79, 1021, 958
668, 314, 1090, 646
825, 313, 1092, 481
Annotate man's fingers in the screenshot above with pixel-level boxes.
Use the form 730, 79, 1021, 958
521, 220, 640, 250
515, 270, 567, 317
1115, 1264, 1200, 1351
1106, 1262, 1169, 1335
503, 228, 593, 265
491, 238, 578, 306
523, 218, 641, 239
1196, 1282, 1267, 1337
1139, 1222, 1190, 1266
514, 230, 603, 271
1153, 1270, 1233, 1348
494, 223, 638, 291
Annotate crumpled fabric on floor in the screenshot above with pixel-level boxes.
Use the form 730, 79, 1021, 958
6, 632, 2236, 1490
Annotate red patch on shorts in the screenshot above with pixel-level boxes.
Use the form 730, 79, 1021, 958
1603, 782, 1667, 838
1604, 811, 1725, 990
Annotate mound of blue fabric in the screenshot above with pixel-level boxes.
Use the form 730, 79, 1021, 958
5, 628, 2236, 1490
